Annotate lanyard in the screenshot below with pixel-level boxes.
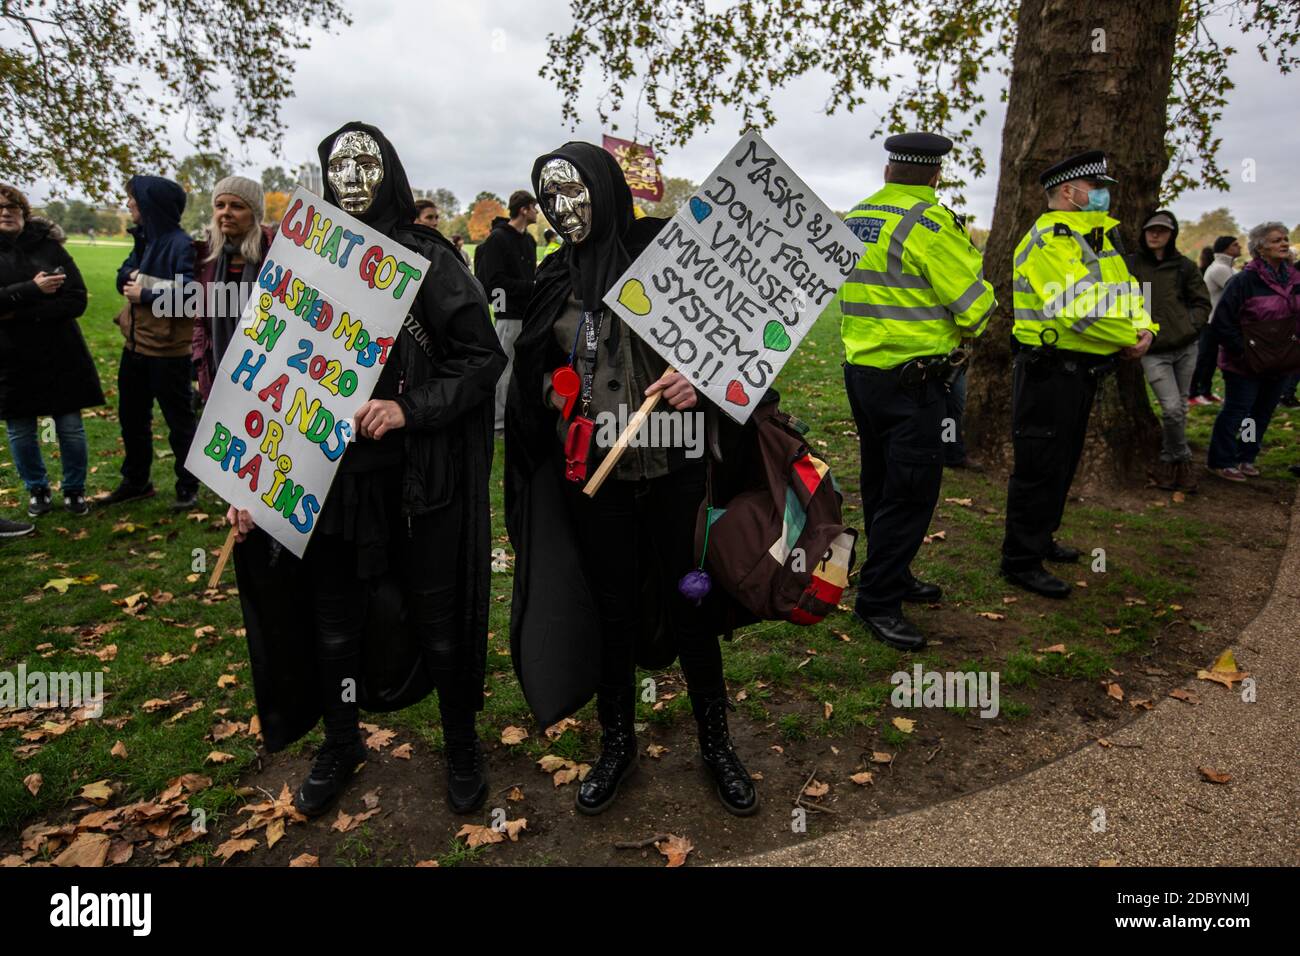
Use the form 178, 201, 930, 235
569, 309, 603, 416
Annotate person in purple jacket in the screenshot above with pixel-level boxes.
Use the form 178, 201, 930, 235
1206, 222, 1300, 482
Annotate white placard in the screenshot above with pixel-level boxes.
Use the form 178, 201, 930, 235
603, 131, 863, 423
185, 186, 429, 556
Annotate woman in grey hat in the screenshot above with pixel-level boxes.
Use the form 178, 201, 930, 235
191, 175, 275, 403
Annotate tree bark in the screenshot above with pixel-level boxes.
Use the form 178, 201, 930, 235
966, 0, 1181, 483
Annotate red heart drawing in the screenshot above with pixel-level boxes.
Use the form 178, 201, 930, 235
725, 380, 750, 406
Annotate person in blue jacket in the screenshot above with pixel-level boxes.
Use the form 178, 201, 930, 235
103, 175, 200, 510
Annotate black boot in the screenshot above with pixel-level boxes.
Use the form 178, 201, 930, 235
440, 691, 487, 814
692, 694, 759, 816
293, 733, 367, 818
575, 688, 637, 815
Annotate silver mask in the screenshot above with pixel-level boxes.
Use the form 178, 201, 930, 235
539, 158, 592, 244
327, 131, 384, 214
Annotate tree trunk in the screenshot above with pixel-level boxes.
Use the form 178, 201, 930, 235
966, 0, 1181, 483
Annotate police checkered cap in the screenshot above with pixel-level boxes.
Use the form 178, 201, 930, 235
884, 132, 952, 166
1040, 150, 1117, 189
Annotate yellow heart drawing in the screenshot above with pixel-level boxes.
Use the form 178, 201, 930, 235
617, 278, 653, 316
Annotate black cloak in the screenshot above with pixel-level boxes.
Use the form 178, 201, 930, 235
233, 121, 506, 752
504, 142, 755, 727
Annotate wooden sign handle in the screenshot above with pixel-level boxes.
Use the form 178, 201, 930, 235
208, 525, 237, 589
582, 366, 675, 497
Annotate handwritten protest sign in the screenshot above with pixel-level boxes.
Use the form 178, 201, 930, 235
602, 131, 862, 424
185, 186, 429, 557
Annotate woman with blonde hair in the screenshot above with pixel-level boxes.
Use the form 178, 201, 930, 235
191, 176, 274, 402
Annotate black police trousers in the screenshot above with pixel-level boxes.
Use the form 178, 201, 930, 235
1001, 349, 1103, 570
843, 363, 945, 617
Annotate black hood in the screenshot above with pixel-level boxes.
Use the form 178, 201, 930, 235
317, 121, 416, 240
530, 141, 634, 321
490, 216, 512, 231
129, 175, 186, 239
1139, 207, 1181, 261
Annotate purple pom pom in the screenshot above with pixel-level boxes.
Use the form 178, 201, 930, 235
678, 568, 712, 605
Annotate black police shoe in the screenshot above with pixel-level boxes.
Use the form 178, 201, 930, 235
1046, 540, 1081, 563
293, 737, 368, 818
856, 612, 926, 651
1001, 564, 1072, 599
443, 736, 488, 814
902, 579, 943, 603
691, 695, 759, 816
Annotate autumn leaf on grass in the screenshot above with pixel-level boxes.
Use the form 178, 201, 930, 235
42, 578, 80, 594
391, 743, 413, 760
656, 834, 693, 868
456, 823, 504, 848
537, 754, 569, 774
364, 727, 395, 751
850, 772, 874, 786
944, 497, 973, 507
1197, 649, 1249, 689
1037, 644, 1067, 655
214, 837, 258, 862
79, 780, 114, 806
1106, 682, 1124, 702
1198, 766, 1232, 785
216, 674, 238, 689
54, 832, 111, 868
23, 773, 42, 796
507, 786, 525, 802
977, 612, 1005, 621
922, 530, 947, 544
289, 853, 319, 867
870, 751, 894, 765
803, 779, 830, 799
823, 702, 834, 721
331, 808, 380, 833
645, 744, 669, 759
500, 725, 528, 746
1168, 688, 1200, 705
891, 717, 915, 734
544, 717, 579, 740
110, 740, 128, 759
205, 752, 235, 765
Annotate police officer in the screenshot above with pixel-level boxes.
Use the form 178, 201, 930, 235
1001, 150, 1157, 598
842, 132, 995, 650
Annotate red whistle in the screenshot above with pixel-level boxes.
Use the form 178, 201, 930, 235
552, 365, 581, 420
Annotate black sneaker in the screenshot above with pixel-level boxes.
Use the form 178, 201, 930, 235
293, 737, 368, 818
99, 483, 155, 507
0, 518, 35, 538
63, 492, 89, 516
27, 487, 52, 517
171, 489, 199, 511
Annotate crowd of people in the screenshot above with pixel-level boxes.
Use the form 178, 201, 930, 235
1, 129, 1299, 825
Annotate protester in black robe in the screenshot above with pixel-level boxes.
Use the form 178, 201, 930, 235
226, 121, 505, 817
504, 141, 759, 816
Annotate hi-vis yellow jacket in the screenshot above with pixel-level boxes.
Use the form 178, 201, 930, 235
840, 183, 994, 369
1012, 210, 1156, 355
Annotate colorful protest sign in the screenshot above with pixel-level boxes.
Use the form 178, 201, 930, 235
185, 186, 429, 557
603, 134, 665, 202
602, 131, 862, 424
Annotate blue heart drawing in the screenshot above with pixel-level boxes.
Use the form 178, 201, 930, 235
689, 196, 712, 222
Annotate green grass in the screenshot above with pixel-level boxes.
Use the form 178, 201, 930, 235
0, 239, 1295, 843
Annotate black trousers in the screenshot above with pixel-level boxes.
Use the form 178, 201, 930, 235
562, 460, 725, 704
306, 493, 470, 740
1188, 323, 1219, 399
843, 363, 945, 617
1001, 351, 1101, 570
117, 348, 198, 496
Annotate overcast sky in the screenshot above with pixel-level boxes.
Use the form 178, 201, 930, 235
31, 1, 1300, 229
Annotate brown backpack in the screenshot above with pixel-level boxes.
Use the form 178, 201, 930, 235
697, 402, 857, 625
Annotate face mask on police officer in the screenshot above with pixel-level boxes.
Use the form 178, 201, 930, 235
1063, 181, 1110, 213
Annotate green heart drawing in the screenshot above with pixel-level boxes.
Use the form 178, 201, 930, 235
763, 321, 792, 351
